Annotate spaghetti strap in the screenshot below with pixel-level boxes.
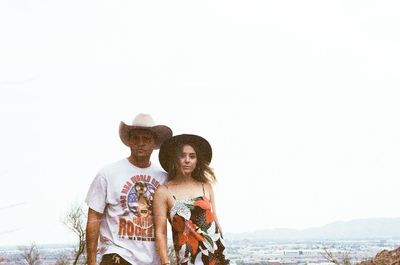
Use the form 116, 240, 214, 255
165, 184, 176, 200
202, 183, 205, 196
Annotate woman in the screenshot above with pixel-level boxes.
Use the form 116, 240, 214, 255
154, 134, 230, 265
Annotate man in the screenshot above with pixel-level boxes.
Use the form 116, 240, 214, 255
85, 113, 172, 265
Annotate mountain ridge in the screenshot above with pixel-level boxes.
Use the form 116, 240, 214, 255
226, 217, 400, 240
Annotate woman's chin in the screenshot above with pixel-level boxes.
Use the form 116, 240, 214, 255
181, 170, 193, 177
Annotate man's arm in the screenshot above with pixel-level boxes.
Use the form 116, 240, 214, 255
86, 208, 103, 265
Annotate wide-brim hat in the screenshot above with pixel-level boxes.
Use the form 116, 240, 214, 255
119, 113, 172, 149
159, 134, 212, 172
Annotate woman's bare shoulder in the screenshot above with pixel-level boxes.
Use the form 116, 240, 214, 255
154, 184, 170, 199
203, 181, 214, 191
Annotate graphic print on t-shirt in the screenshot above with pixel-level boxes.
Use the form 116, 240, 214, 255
118, 174, 161, 241
128, 181, 152, 217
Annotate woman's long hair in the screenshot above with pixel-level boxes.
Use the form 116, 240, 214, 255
167, 143, 216, 183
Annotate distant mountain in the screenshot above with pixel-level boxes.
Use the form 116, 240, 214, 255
226, 218, 400, 241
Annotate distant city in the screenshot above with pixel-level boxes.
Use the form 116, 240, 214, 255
226, 238, 400, 264
1, 218, 399, 264
1, 238, 399, 265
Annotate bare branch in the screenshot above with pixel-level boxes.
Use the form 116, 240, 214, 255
18, 243, 42, 265
321, 245, 352, 265
62, 203, 87, 265
321, 245, 341, 265
54, 254, 71, 265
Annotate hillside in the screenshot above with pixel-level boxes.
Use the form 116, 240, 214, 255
226, 218, 400, 241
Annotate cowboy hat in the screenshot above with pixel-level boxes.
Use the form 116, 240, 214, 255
158, 134, 212, 172
119, 113, 172, 149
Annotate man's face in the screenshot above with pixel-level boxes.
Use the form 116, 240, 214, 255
128, 130, 156, 159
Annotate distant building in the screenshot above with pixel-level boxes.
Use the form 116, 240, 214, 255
267, 260, 281, 265
307, 262, 335, 265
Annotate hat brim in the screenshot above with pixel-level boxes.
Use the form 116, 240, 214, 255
119, 121, 173, 149
158, 134, 212, 172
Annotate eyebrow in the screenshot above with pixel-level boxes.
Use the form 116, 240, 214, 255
181, 151, 196, 155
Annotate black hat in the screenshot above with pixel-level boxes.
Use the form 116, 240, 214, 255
158, 134, 212, 172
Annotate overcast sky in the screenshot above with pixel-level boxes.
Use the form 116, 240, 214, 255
1, 0, 400, 247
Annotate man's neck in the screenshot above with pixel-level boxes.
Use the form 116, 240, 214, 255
128, 156, 151, 168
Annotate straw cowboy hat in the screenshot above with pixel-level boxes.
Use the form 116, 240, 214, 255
158, 134, 212, 172
119, 113, 172, 149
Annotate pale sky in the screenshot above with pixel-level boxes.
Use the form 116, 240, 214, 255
1, 0, 400, 247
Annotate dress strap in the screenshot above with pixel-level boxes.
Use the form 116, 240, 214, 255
165, 185, 176, 200
202, 183, 205, 196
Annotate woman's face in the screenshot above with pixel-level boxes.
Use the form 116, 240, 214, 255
178, 144, 197, 176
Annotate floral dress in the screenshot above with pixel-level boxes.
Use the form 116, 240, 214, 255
167, 185, 230, 265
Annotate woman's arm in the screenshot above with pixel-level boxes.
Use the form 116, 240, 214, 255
153, 185, 171, 265
207, 183, 224, 236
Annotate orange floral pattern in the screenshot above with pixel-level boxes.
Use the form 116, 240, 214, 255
169, 196, 230, 265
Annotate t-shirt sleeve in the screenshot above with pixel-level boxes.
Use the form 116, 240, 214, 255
85, 172, 107, 214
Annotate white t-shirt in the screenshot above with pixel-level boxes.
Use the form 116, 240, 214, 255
85, 158, 168, 265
